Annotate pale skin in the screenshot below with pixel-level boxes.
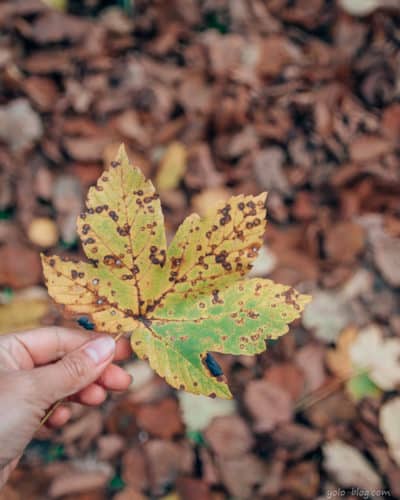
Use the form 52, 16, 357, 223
0, 327, 132, 488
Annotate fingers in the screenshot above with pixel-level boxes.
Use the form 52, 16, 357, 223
46, 363, 132, 428
47, 405, 71, 427
8, 327, 131, 367
72, 384, 107, 406
30, 335, 116, 407
70, 365, 132, 404
114, 337, 131, 361
97, 363, 132, 391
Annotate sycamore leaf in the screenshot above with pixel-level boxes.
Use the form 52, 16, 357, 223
42, 145, 310, 399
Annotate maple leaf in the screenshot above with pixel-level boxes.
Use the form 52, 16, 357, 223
42, 145, 310, 399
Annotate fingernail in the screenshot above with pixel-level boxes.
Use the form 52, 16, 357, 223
84, 336, 115, 365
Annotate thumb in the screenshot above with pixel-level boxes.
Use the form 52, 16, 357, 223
29, 335, 116, 407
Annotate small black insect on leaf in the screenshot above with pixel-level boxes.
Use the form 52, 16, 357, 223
77, 316, 95, 330
205, 353, 224, 377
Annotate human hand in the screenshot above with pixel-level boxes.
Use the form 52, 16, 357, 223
0, 327, 132, 488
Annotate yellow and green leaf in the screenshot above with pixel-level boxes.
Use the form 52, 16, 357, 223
42, 145, 311, 398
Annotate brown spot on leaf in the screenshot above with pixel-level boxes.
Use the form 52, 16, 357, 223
109, 210, 119, 222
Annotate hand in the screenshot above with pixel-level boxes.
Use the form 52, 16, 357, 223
0, 327, 132, 488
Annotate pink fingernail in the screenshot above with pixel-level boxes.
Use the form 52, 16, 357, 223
84, 336, 115, 365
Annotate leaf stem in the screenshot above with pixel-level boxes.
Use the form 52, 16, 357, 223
38, 399, 64, 429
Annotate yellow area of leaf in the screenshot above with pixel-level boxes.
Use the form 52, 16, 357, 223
0, 298, 49, 334
42, 144, 311, 398
155, 142, 187, 191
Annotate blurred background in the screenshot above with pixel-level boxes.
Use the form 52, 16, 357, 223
0, 0, 400, 498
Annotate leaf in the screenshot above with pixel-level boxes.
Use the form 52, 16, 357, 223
155, 142, 187, 191
326, 326, 357, 379
346, 372, 381, 402
178, 392, 236, 432
349, 324, 400, 391
0, 297, 49, 334
379, 397, 400, 467
326, 326, 382, 401
322, 440, 382, 490
42, 0, 68, 10
339, 0, 400, 16
42, 145, 310, 399
302, 290, 351, 343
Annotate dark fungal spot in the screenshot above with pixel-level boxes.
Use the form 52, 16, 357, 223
122, 274, 133, 280
71, 270, 78, 279
49, 258, 55, 267
103, 255, 123, 267
248, 311, 259, 319
171, 257, 181, 269
82, 224, 90, 235
219, 214, 231, 225
111, 160, 120, 168
208, 392, 217, 399
109, 210, 119, 222
78, 272, 85, 279
211, 290, 224, 305
204, 353, 224, 377
95, 206, 104, 213
117, 223, 130, 237
77, 317, 95, 330
282, 287, 297, 306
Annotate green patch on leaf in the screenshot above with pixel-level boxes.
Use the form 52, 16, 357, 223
347, 372, 381, 401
